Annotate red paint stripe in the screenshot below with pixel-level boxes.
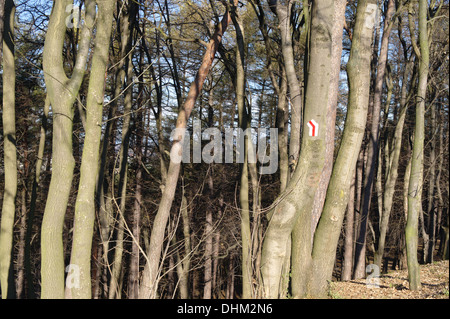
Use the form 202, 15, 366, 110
309, 120, 316, 137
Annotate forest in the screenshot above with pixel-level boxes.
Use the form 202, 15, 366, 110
0, 0, 448, 299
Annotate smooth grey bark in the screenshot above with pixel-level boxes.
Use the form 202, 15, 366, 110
406, 0, 429, 291
341, 170, 356, 281
230, 1, 253, 299
0, 0, 16, 299
291, 0, 346, 298
270, 0, 303, 171
40, 0, 95, 298
307, 0, 377, 297
261, 0, 346, 299
67, 0, 114, 299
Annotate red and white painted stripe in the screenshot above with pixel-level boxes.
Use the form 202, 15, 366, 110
307, 119, 319, 137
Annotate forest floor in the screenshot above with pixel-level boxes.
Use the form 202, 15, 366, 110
328, 260, 449, 299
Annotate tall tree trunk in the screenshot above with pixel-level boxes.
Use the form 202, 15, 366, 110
203, 171, 214, 299
40, 0, 95, 298
406, 0, 429, 291
230, 1, 253, 299
108, 3, 137, 299
354, 0, 395, 278
139, 7, 231, 299
436, 107, 446, 260
307, 0, 377, 297
426, 102, 436, 263
0, 0, 16, 299
292, 0, 346, 297
270, 0, 303, 171
261, 0, 346, 299
128, 34, 145, 300
67, 0, 114, 299
96, 4, 132, 296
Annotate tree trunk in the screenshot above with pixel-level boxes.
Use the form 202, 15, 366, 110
341, 170, 356, 281
230, 1, 253, 299
24, 95, 50, 299
261, 0, 346, 299
271, 0, 303, 170
128, 35, 145, 300
307, 0, 377, 297
108, 3, 137, 299
0, 0, 16, 299
66, 0, 114, 299
426, 103, 436, 263
203, 171, 214, 299
406, 0, 429, 291
354, 0, 395, 278
40, 0, 95, 298
175, 186, 190, 299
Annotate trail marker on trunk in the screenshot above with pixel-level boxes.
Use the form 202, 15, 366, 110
307, 119, 319, 137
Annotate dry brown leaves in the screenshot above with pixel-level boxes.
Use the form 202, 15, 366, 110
329, 260, 449, 299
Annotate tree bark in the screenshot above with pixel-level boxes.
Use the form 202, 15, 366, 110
354, 0, 395, 278
426, 102, 436, 263
67, 0, 114, 299
0, 0, 16, 299
40, 0, 95, 298
406, 0, 429, 291
109, 3, 137, 299
271, 0, 303, 170
341, 170, 356, 281
261, 0, 346, 299
307, 0, 376, 297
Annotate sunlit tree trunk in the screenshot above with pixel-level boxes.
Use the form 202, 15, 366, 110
67, 0, 114, 299
0, 0, 16, 299
40, 0, 95, 298
307, 0, 376, 297
261, 0, 346, 299
406, 0, 429, 291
